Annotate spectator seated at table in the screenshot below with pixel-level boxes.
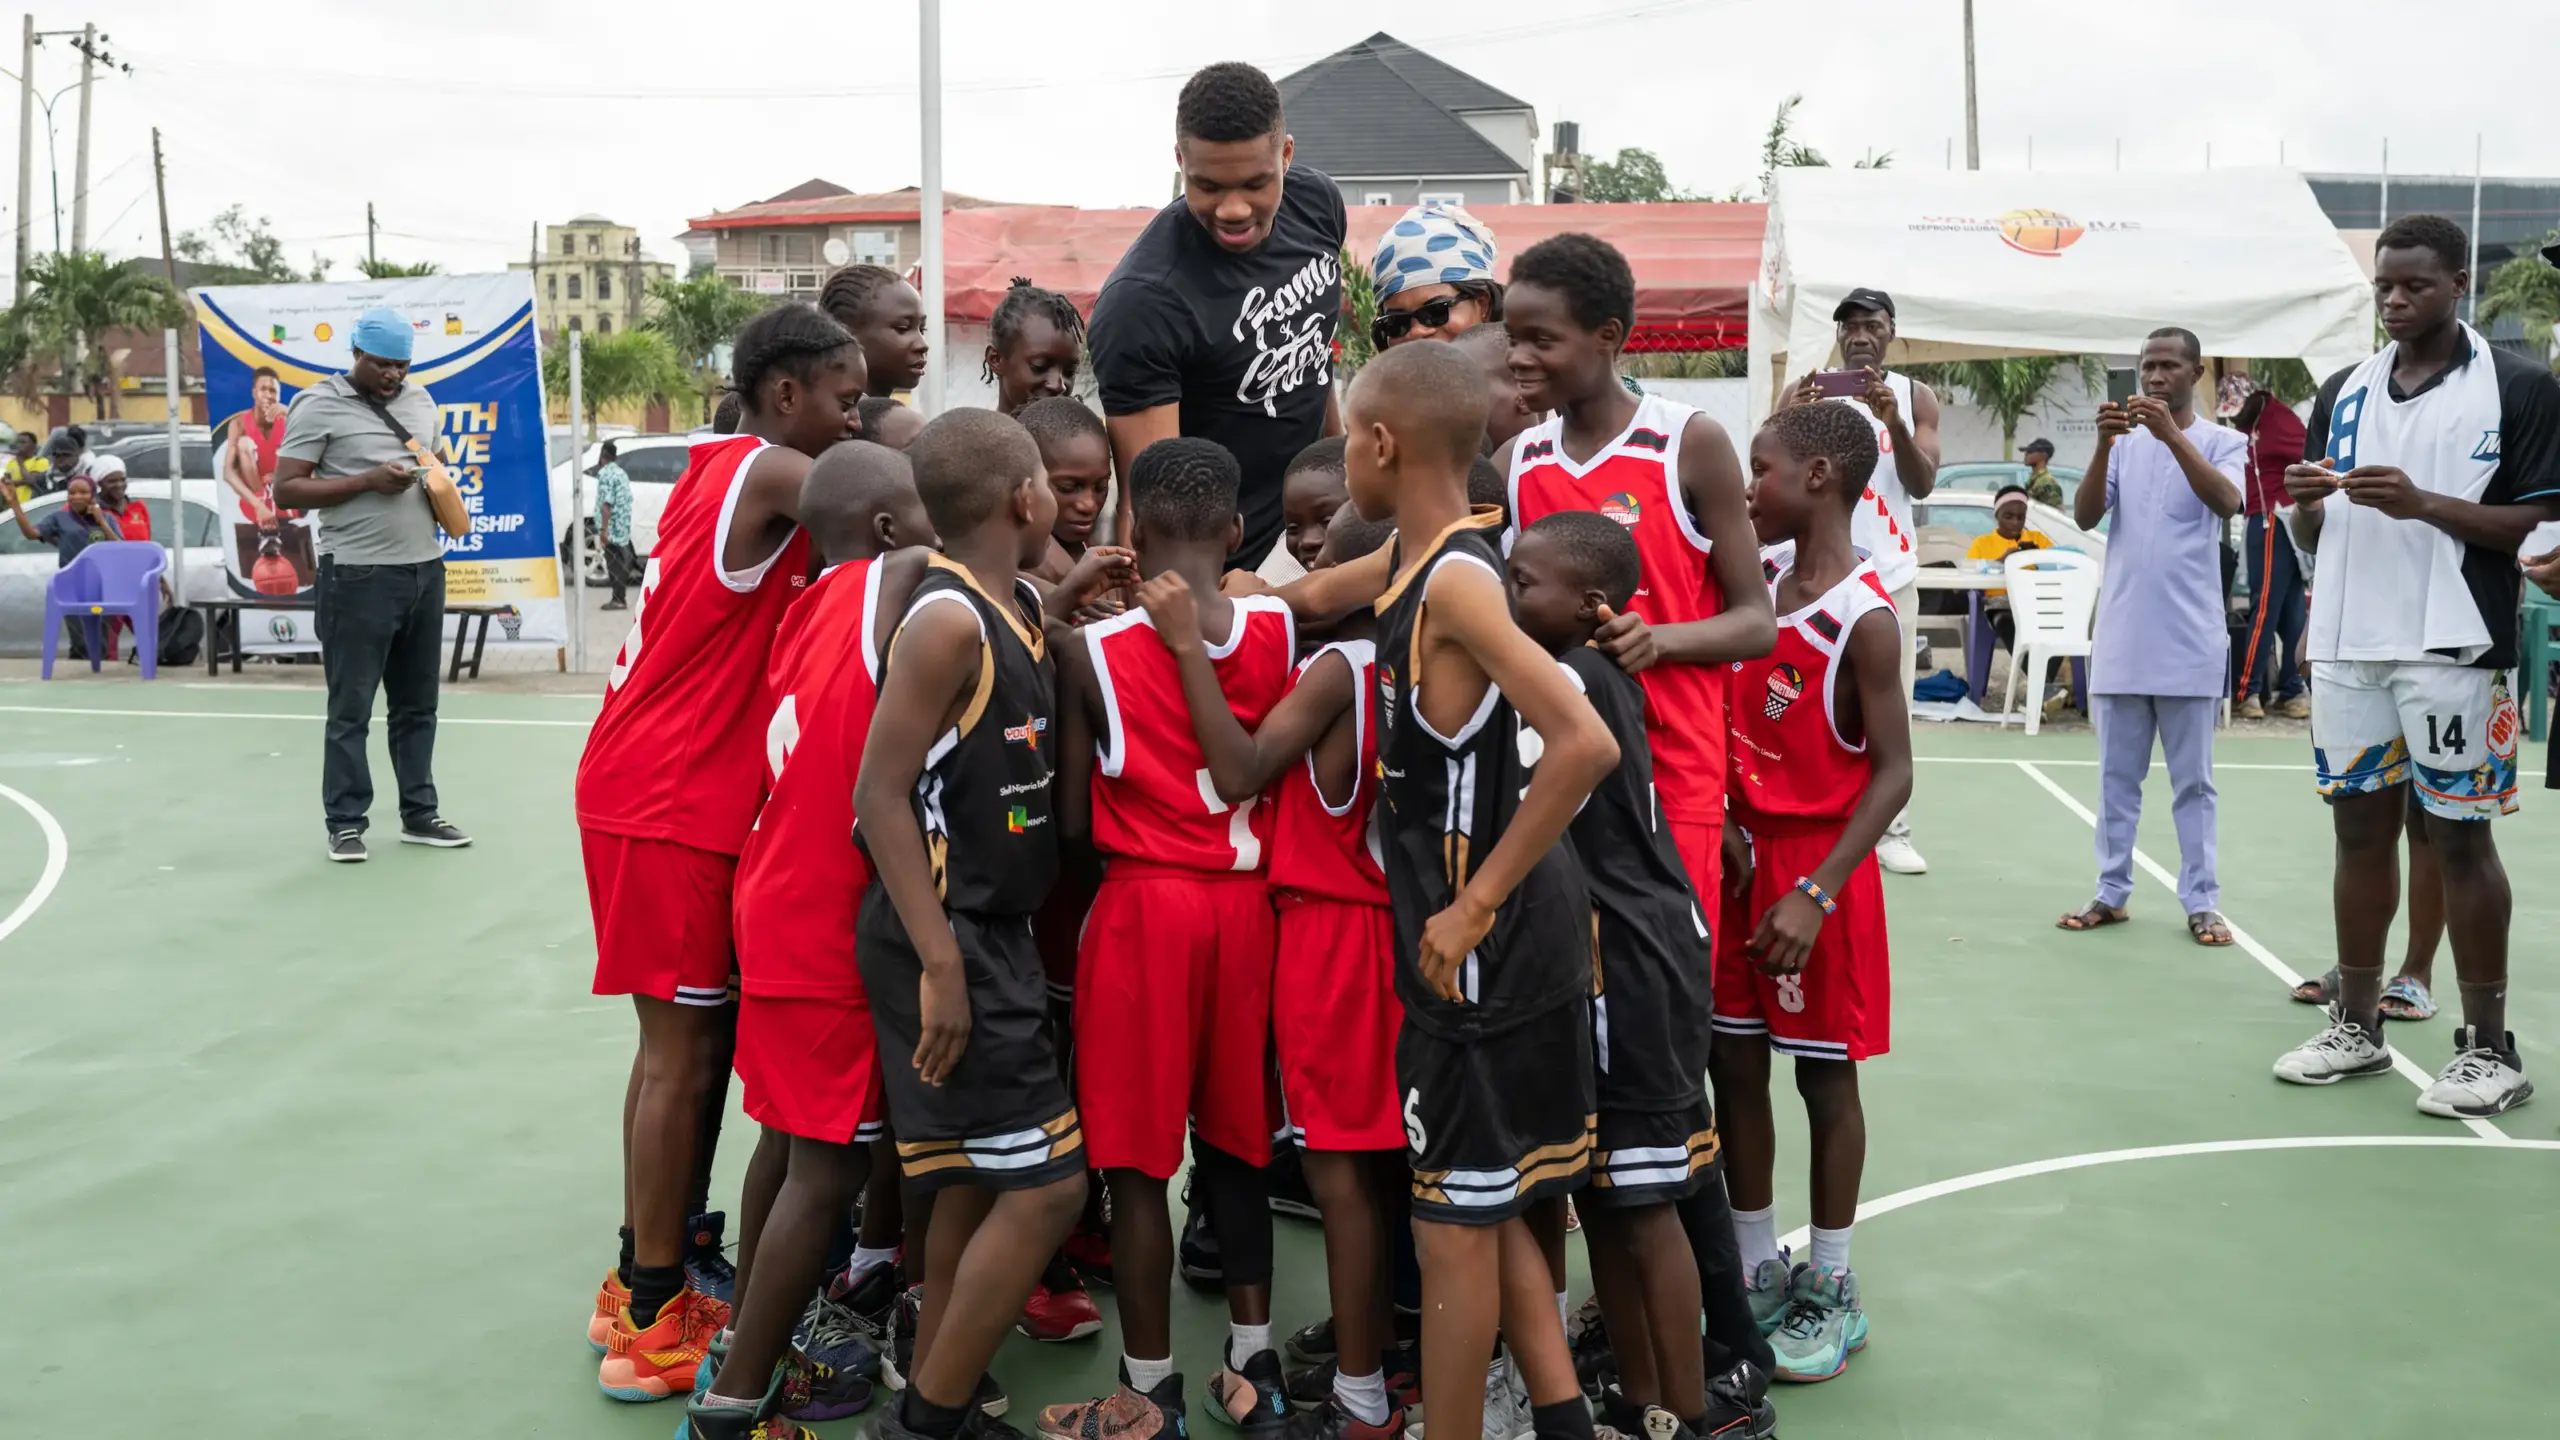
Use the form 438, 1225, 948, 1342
1962, 484, 2052, 647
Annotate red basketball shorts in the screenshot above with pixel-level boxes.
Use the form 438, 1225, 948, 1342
736, 992, 887, 1145
1074, 866, 1279, 1176
583, 830, 736, 1008
1668, 818, 1726, 919
1711, 822, 1890, 1062
1272, 892, 1402, 1152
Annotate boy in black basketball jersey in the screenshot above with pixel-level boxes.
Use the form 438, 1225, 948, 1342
1507, 512, 1776, 1440
1341, 341, 1621, 1440
852, 409, 1090, 1440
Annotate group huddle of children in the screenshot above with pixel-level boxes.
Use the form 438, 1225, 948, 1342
569, 234, 1911, 1440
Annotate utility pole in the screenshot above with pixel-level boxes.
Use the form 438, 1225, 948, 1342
67, 22, 91, 252
150, 126, 176, 294
917, 0, 945, 415
1961, 0, 1979, 170
14, 15, 30, 300
2468, 134, 2483, 325
367, 201, 377, 268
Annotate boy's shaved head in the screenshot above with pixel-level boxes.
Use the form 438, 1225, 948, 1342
909, 408, 1042, 536
1763, 402, 1880, 503
801, 439, 930, 561
1348, 340, 1490, 470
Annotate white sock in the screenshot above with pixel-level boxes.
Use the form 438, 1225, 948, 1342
1809, 1224, 1852, 1275
1125, 1353, 1175, 1393
1334, 1367, 1390, 1426
1733, 1204, 1782, 1275
850, 1245, 899, 1280
1554, 1290, 1571, 1334
1229, 1322, 1273, 1367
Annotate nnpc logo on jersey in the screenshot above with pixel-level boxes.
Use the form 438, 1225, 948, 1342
1004, 715, 1047, 751
1599, 492, 1642, 528
1763, 662, 1806, 721
1006, 805, 1047, 833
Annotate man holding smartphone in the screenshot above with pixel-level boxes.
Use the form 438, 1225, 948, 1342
1780, 287, 1941, 874
272, 307, 471, 863
2056, 328, 2244, 948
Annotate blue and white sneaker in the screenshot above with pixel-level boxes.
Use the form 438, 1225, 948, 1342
795, 1290, 883, 1380
684, 1212, 738, 1304
1768, 1266, 1865, 1383
1744, 1253, 1796, 1336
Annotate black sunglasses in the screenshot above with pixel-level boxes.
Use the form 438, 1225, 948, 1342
1371, 294, 1467, 349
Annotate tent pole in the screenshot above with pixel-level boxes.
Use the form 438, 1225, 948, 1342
918, 0, 946, 417
2379, 139, 2389, 228
1961, 0, 1978, 170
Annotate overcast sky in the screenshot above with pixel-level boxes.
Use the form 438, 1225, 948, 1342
50, 0, 2560, 279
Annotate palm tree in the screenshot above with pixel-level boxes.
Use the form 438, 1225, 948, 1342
18, 251, 185, 418
644, 274, 768, 424
1739, 95, 1895, 200
1906, 355, 2105, 460
544, 328, 689, 432
1337, 245, 1378, 377
357, 258, 442, 279
2481, 229, 2560, 368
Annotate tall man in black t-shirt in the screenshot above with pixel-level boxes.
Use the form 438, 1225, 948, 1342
1089, 62, 1346, 571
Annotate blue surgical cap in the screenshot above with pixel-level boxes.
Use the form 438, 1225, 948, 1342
351, 307, 413, 362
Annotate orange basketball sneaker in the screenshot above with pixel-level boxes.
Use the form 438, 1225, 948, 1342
589, 1269, 632, 1353
599, 1286, 729, 1402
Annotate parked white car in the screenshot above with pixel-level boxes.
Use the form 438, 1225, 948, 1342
548, 433, 695, 585
0, 479, 230, 656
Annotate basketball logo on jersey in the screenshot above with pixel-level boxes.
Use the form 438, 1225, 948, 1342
1775, 975, 1806, 1014
1599, 492, 1642, 528
1763, 663, 1805, 722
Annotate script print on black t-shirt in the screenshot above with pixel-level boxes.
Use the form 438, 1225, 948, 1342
1089, 166, 1347, 565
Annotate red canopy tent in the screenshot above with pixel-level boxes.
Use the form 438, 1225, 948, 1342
936, 202, 1767, 352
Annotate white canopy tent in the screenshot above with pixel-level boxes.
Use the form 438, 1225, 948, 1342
1749, 168, 2374, 422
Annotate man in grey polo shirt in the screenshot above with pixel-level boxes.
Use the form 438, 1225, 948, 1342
272, 307, 470, 862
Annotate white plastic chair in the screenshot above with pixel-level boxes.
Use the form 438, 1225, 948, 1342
1997, 549, 2099, 736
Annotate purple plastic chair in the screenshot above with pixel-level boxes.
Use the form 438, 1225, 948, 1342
42, 540, 168, 680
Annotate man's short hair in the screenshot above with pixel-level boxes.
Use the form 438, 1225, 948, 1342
801, 439, 914, 554
2375, 214, 2469, 274
252, 365, 280, 383
1761, 403, 1880, 501
1017, 396, 1108, 461
906, 408, 1041, 537
1349, 341, 1490, 470
1523, 510, 1641, 610
712, 391, 744, 435
1510, 234, 1636, 335
1176, 63, 1282, 144
856, 395, 906, 438
1467, 455, 1508, 511
2147, 326, 2203, 365
1129, 437, 1242, 544
1286, 435, 1347, 481
599, 440, 618, 461
1327, 512, 1395, 565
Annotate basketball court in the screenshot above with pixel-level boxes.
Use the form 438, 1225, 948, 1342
6, 681, 2553, 1437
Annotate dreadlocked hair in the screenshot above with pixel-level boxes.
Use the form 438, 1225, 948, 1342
820, 264, 906, 331
982, 277, 1087, 383
730, 302, 857, 409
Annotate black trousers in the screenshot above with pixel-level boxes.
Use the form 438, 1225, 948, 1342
316, 556, 444, 834
605, 540, 641, 604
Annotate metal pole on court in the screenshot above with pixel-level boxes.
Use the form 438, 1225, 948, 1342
568, 329, 587, 672
918, 0, 945, 417
2379, 138, 2390, 229
163, 328, 184, 619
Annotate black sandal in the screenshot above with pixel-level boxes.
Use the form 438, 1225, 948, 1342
2289, 965, 2339, 1005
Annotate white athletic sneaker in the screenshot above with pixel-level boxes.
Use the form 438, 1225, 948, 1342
1401, 1351, 1531, 1440
1874, 829, 1928, 875
2272, 1012, 2394, 1085
2418, 1028, 2534, 1118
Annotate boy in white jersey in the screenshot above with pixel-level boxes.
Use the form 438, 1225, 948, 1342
1776, 287, 1940, 876
2276, 215, 2560, 1117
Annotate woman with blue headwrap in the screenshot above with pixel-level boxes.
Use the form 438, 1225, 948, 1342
1367, 203, 1502, 350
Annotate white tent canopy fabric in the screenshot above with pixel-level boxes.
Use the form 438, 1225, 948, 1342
1749, 168, 2375, 422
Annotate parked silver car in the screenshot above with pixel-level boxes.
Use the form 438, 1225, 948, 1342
0, 480, 230, 656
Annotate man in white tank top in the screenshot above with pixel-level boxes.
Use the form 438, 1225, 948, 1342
1779, 287, 1942, 875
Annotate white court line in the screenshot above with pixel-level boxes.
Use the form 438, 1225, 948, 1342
0, 704, 589, 729
2013, 759, 2507, 1141
0, 782, 68, 944
1914, 756, 2312, 772
1777, 1133, 2558, 1249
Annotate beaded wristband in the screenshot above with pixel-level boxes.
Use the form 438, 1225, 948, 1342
1794, 876, 1837, 915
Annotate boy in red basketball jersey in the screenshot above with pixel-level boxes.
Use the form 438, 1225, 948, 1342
579, 303, 865, 1401
688, 440, 934, 1437
1145, 505, 1414, 1440
1716, 404, 1911, 1386
1501, 232, 1773, 906
1038, 437, 1300, 1440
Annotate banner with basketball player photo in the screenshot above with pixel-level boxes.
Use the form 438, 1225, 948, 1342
190, 273, 561, 653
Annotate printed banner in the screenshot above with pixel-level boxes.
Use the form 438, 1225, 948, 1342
190, 274, 559, 652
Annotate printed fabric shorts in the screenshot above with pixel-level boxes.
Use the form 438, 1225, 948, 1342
2312, 660, 2518, 821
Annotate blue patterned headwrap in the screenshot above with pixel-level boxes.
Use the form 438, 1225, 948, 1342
1370, 204, 1498, 301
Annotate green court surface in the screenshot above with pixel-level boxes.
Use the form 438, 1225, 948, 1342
5, 683, 2556, 1437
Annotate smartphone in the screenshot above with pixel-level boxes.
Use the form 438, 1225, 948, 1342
1811, 369, 1868, 399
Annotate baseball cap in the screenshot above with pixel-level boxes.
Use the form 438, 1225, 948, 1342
2022, 437, 2055, 456
1832, 287, 1895, 321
